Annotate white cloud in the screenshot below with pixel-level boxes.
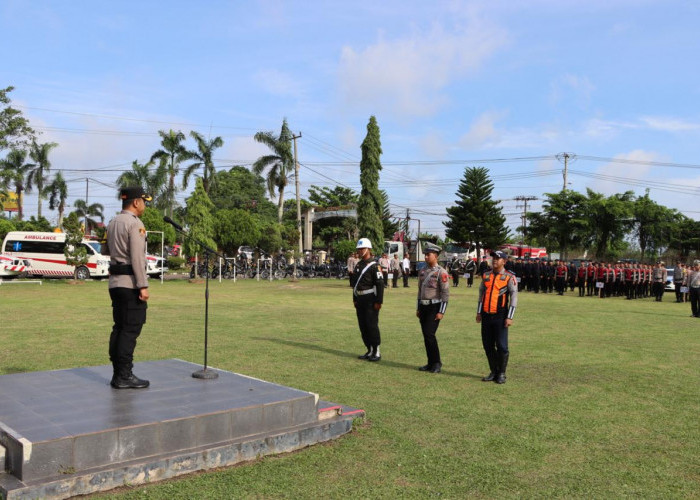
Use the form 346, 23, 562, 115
337, 15, 508, 118
549, 74, 595, 110
639, 116, 700, 132
589, 150, 658, 195
458, 110, 506, 149
253, 69, 306, 98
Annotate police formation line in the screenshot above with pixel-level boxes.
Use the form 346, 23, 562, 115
349, 239, 517, 385
492, 259, 699, 305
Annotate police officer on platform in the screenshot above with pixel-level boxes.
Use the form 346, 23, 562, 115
104, 186, 152, 389
416, 243, 450, 373
476, 250, 518, 384
353, 238, 384, 362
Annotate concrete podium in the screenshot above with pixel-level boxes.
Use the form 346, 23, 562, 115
0, 359, 364, 499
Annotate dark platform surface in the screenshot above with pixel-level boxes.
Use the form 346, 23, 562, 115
0, 359, 367, 499
0, 359, 315, 446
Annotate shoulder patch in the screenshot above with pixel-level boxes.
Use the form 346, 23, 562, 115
441, 273, 448, 283
139, 227, 146, 236
376, 271, 383, 280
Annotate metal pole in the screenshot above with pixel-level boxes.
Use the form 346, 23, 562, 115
292, 133, 303, 254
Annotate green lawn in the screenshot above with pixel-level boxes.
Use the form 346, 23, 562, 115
1, 278, 698, 498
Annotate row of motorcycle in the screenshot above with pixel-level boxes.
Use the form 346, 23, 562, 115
189, 255, 349, 280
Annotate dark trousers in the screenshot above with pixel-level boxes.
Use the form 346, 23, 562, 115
467, 273, 474, 287
354, 296, 381, 348
556, 277, 566, 295
675, 283, 683, 302
392, 272, 399, 288
451, 271, 459, 287
690, 287, 700, 317
481, 313, 508, 369
587, 278, 595, 296
382, 272, 388, 288
403, 270, 410, 287
418, 303, 441, 365
109, 287, 147, 377
578, 279, 585, 296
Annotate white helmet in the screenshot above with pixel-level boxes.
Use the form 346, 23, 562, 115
356, 238, 372, 249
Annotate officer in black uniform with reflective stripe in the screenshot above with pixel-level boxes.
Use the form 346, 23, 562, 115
103, 186, 152, 389
353, 238, 384, 362
476, 250, 518, 384
416, 243, 450, 373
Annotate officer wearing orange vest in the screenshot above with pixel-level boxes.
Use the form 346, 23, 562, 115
476, 250, 518, 384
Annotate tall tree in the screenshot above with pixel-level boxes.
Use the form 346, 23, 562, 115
46, 171, 69, 228
213, 208, 261, 255
582, 189, 634, 260
633, 190, 672, 261
525, 190, 587, 260
252, 119, 294, 223
0, 86, 36, 152
183, 131, 224, 193
444, 166, 508, 258
72, 199, 104, 234
357, 115, 384, 249
0, 149, 33, 220
183, 178, 216, 259
116, 160, 167, 210
207, 166, 276, 218
150, 129, 192, 219
62, 212, 89, 275
27, 140, 58, 218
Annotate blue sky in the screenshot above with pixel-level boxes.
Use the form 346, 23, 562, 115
2, 0, 699, 239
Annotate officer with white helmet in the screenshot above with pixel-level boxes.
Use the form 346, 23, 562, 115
353, 238, 384, 361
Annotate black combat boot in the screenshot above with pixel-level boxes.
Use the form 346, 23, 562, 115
495, 352, 509, 384
111, 366, 150, 389
481, 352, 497, 382
358, 346, 372, 360
368, 345, 381, 362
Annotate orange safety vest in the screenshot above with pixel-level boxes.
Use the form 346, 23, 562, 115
482, 271, 513, 314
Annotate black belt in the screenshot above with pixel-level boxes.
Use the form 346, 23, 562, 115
109, 263, 134, 275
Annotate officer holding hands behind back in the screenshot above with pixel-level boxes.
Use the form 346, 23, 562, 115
476, 250, 518, 384
416, 243, 450, 373
353, 238, 384, 362
104, 186, 152, 389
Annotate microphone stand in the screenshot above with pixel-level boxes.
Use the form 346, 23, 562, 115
167, 221, 221, 380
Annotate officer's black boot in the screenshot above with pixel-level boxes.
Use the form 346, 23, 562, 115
368, 345, 381, 362
358, 346, 371, 360
495, 353, 509, 384
111, 364, 150, 389
481, 352, 497, 382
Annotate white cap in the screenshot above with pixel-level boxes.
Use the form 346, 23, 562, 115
356, 238, 372, 249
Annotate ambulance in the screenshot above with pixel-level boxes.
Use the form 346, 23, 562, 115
1, 231, 110, 279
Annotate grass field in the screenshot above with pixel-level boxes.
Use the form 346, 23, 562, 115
1, 277, 698, 499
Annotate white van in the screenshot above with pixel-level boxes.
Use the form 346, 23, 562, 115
1, 231, 110, 280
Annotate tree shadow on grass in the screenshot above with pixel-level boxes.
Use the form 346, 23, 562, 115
252, 336, 481, 379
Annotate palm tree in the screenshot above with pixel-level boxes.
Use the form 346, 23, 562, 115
116, 159, 167, 209
183, 131, 224, 193
0, 149, 33, 220
46, 172, 69, 228
150, 130, 192, 219
27, 140, 59, 218
252, 119, 294, 223
73, 199, 104, 235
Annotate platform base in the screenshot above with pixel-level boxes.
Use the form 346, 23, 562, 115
0, 359, 364, 499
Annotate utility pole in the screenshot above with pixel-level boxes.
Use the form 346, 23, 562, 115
556, 152, 576, 191
84, 178, 89, 233
292, 132, 303, 254
514, 195, 538, 244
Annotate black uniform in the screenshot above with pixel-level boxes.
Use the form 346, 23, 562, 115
353, 258, 385, 360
